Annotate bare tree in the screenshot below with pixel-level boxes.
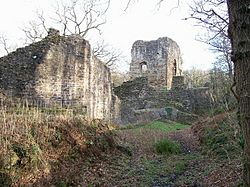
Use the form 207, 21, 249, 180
22, 0, 109, 44
183, 68, 210, 88
210, 33, 233, 78
186, 0, 233, 79
0, 35, 10, 55
187, 0, 228, 39
52, 0, 107, 37
93, 40, 122, 68
21, 0, 120, 67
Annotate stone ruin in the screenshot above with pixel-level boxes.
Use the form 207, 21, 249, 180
0, 28, 120, 122
114, 77, 213, 125
130, 37, 183, 89
0, 31, 214, 125
114, 36, 214, 125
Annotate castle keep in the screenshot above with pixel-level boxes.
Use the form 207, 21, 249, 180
0, 29, 118, 121
113, 36, 213, 125
129, 37, 183, 89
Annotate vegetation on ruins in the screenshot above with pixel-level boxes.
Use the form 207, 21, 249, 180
0, 0, 249, 186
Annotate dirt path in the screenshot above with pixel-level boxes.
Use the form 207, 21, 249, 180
33, 119, 242, 186
101, 124, 242, 187
104, 127, 204, 186
167, 128, 200, 154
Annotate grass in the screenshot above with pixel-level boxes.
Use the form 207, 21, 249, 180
154, 139, 181, 155
139, 121, 189, 132
114, 153, 197, 186
123, 120, 190, 133
113, 120, 195, 186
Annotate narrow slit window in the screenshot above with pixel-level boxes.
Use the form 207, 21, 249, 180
173, 60, 177, 76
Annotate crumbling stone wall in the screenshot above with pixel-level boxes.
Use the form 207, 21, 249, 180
129, 37, 183, 89
171, 76, 185, 90
114, 77, 213, 125
0, 29, 118, 121
114, 77, 159, 124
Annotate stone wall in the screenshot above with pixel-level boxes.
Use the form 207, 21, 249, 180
171, 76, 185, 90
114, 77, 213, 125
114, 77, 159, 124
129, 37, 183, 89
0, 29, 118, 121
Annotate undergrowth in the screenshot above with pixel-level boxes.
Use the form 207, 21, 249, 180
154, 139, 181, 155
0, 104, 116, 186
195, 112, 242, 160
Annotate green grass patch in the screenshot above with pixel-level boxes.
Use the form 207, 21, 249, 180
175, 161, 187, 174
154, 139, 181, 155
140, 121, 189, 133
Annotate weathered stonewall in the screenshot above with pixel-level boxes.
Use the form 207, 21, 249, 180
129, 37, 183, 89
0, 28, 120, 121
114, 77, 213, 125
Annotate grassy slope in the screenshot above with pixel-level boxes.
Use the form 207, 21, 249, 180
139, 121, 189, 132
109, 121, 200, 186
107, 117, 243, 187
0, 108, 243, 186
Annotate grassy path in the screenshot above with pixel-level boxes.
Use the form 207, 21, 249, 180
112, 121, 201, 186
32, 118, 242, 186
74, 121, 202, 186
86, 119, 242, 187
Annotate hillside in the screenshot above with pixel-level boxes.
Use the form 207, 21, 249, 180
0, 106, 243, 186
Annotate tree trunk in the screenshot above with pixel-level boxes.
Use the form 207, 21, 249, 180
227, 1, 250, 186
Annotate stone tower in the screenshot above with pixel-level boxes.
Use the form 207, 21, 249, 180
129, 37, 183, 89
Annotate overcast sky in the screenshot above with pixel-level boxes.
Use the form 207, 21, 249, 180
0, 0, 216, 71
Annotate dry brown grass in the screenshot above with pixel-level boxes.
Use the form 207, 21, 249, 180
0, 102, 115, 186
117, 128, 169, 158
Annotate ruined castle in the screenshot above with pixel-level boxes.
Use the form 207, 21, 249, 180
129, 37, 183, 89
0, 29, 119, 121
0, 31, 213, 125
113, 36, 213, 125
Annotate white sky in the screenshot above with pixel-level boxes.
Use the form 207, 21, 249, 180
0, 0, 216, 71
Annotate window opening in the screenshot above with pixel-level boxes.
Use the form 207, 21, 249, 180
140, 61, 148, 73
173, 60, 177, 76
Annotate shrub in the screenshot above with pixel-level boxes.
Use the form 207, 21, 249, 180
154, 139, 181, 155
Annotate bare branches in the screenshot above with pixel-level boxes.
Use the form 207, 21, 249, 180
22, 20, 46, 44
51, 0, 106, 38
156, 0, 180, 14
22, 10, 48, 44
53, 1, 71, 36
93, 40, 122, 68
186, 0, 229, 39
22, 0, 108, 42
0, 35, 10, 54
124, 0, 133, 12
186, 0, 232, 78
